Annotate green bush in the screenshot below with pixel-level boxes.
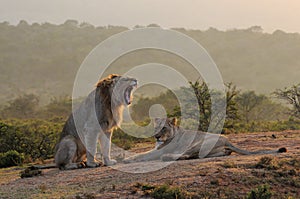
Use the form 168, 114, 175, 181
255, 156, 279, 170
0, 150, 24, 168
0, 119, 63, 162
247, 184, 272, 199
134, 183, 189, 199
234, 119, 300, 133
150, 184, 187, 199
0, 119, 155, 166
112, 122, 155, 149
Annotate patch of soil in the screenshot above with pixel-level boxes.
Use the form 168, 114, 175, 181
0, 131, 299, 199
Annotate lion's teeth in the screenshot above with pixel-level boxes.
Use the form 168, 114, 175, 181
155, 141, 163, 149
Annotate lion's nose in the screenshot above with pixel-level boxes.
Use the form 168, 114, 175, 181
154, 134, 161, 140
131, 79, 137, 87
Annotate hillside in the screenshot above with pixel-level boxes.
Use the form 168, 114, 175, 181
1, 21, 300, 104
0, 131, 299, 198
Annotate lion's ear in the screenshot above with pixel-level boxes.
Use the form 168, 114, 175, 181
154, 118, 161, 124
96, 74, 120, 87
109, 74, 120, 79
170, 118, 177, 126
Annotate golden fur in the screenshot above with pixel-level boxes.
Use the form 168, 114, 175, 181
124, 118, 286, 163
55, 74, 137, 169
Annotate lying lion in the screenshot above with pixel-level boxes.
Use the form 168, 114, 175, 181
124, 118, 286, 163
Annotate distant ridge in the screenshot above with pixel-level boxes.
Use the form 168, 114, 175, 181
0, 20, 299, 104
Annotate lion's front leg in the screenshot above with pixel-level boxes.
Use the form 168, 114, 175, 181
99, 131, 117, 166
160, 142, 200, 161
85, 130, 101, 168
123, 149, 164, 163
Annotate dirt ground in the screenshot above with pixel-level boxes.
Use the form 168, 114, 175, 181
0, 131, 299, 199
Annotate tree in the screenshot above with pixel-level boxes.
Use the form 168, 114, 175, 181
247, 26, 263, 33
63, 19, 79, 27
236, 91, 266, 123
41, 96, 72, 119
131, 91, 179, 121
17, 20, 29, 27
189, 81, 211, 131
147, 24, 160, 28
250, 97, 288, 122
0, 94, 39, 119
274, 84, 300, 118
133, 25, 145, 29
189, 81, 239, 132
79, 22, 94, 29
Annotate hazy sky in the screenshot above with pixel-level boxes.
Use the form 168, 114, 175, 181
0, 0, 299, 33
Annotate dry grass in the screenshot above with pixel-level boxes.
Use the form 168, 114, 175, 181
0, 131, 299, 199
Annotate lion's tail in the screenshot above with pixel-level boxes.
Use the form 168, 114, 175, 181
31, 164, 57, 169
226, 143, 287, 155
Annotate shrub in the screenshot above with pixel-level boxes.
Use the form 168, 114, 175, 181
222, 160, 237, 168
112, 122, 155, 150
255, 156, 279, 170
134, 183, 189, 199
150, 184, 186, 199
0, 150, 24, 168
0, 119, 63, 162
246, 184, 272, 199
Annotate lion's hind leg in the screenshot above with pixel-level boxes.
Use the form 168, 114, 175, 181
55, 136, 84, 170
161, 144, 199, 162
161, 153, 194, 161
205, 147, 232, 158
161, 154, 182, 161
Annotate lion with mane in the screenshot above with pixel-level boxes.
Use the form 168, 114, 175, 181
55, 74, 137, 169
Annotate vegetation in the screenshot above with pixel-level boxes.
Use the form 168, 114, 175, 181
0, 119, 63, 164
131, 81, 298, 133
134, 183, 190, 199
0, 20, 299, 199
0, 81, 299, 168
189, 81, 239, 132
255, 156, 280, 170
1, 21, 300, 105
0, 94, 39, 119
236, 91, 267, 123
131, 90, 179, 121
246, 184, 272, 199
112, 126, 153, 150
0, 150, 24, 168
0, 20, 299, 169
149, 184, 187, 199
274, 84, 300, 118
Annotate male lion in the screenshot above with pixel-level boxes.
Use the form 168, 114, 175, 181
55, 74, 137, 169
124, 118, 286, 163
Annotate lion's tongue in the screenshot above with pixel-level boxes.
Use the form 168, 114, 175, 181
125, 90, 131, 105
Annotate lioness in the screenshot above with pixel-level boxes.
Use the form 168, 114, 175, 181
55, 74, 137, 169
124, 118, 286, 163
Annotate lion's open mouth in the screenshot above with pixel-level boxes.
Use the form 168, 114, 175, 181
124, 81, 137, 105
155, 141, 164, 149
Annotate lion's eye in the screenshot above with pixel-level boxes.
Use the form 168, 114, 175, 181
161, 127, 166, 132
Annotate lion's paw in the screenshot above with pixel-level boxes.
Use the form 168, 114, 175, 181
104, 159, 117, 166
86, 160, 102, 168
161, 154, 180, 162
122, 158, 135, 164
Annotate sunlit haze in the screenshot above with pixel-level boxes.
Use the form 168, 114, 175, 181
0, 0, 299, 33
